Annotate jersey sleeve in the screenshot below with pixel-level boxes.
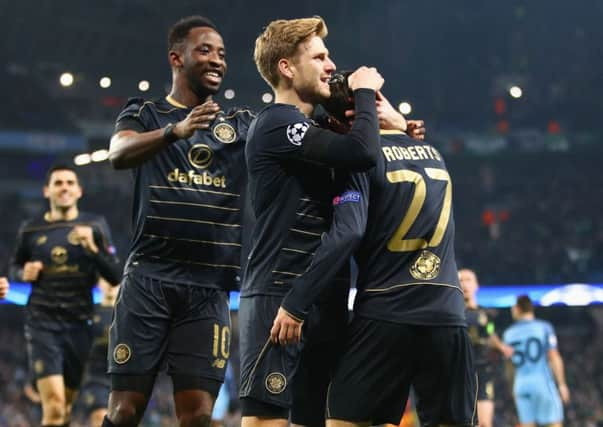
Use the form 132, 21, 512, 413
89, 217, 122, 286
114, 98, 149, 133
9, 221, 30, 281
280, 172, 371, 320
260, 89, 380, 172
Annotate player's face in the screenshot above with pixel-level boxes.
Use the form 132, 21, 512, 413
291, 35, 335, 103
459, 270, 478, 297
182, 27, 227, 97
44, 170, 82, 209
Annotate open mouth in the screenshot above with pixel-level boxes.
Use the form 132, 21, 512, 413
204, 70, 223, 85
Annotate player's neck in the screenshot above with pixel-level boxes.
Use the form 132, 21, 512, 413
518, 313, 535, 321
168, 85, 211, 108
466, 298, 478, 309
274, 89, 313, 117
46, 206, 79, 222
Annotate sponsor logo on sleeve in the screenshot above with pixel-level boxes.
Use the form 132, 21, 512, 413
332, 191, 361, 206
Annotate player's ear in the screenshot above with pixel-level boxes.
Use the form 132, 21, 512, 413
74, 182, 83, 200
169, 49, 184, 69
278, 58, 295, 81
43, 185, 50, 199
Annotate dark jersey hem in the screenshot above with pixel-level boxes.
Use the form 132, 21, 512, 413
354, 311, 467, 327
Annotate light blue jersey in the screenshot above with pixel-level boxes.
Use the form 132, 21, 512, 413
503, 319, 563, 424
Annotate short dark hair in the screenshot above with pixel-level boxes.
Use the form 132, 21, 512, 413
46, 164, 78, 184
322, 71, 353, 123
168, 16, 218, 51
515, 294, 534, 314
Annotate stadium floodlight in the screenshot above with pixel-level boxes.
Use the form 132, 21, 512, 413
99, 77, 112, 88
509, 86, 523, 98
74, 153, 91, 166
60, 72, 74, 87
138, 80, 150, 92
224, 89, 235, 99
91, 149, 109, 162
262, 92, 273, 103
398, 101, 412, 115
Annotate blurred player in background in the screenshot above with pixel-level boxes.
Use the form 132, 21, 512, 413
459, 268, 513, 427
503, 295, 570, 427
9, 164, 121, 427
79, 278, 119, 427
106, 15, 253, 427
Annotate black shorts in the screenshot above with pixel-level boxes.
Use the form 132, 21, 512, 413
108, 271, 231, 385
79, 381, 111, 412
239, 294, 347, 421
290, 336, 344, 427
239, 295, 299, 409
476, 365, 495, 401
327, 317, 477, 426
25, 321, 93, 389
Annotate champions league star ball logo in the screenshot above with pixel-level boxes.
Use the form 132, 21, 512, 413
286, 122, 309, 146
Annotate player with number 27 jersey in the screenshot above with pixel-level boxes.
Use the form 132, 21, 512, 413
284, 130, 476, 425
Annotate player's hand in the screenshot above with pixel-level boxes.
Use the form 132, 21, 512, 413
0, 277, 9, 299
270, 307, 303, 346
72, 226, 99, 254
500, 343, 514, 359
348, 66, 384, 92
22, 261, 43, 282
173, 99, 220, 139
558, 383, 570, 403
376, 91, 407, 132
407, 120, 426, 140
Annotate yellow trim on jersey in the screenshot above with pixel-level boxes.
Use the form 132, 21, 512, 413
165, 95, 189, 109
142, 233, 241, 247
146, 215, 240, 228
148, 185, 240, 197
363, 282, 462, 293
149, 199, 239, 211
148, 255, 240, 269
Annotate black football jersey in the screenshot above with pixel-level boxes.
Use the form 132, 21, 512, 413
11, 212, 119, 327
114, 97, 254, 289
465, 306, 495, 367
242, 90, 380, 299
282, 131, 465, 325
352, 131, 465, 325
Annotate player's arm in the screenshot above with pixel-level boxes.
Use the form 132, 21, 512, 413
298, 88, 380, 171
544, 323, 570, 403
9, 223, 43, 283
272, 173, 370, 345
76, 219, 121, 286
502, 330, 516, 392
489, 333, 514, 358
548, 349, 570, 403
109, 99, 219, 169
486, 321, 514, 358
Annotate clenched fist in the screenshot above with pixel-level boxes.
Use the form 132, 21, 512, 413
22, 261, 43, 282
72, 226, 99, 254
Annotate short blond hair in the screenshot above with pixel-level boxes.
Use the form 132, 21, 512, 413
254, 16, 328, 88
